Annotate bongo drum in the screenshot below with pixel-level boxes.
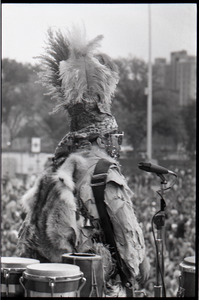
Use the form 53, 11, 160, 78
177, 256, 195, 297
20, 263, 86, 297
1, 257, 40, 297
62, 253, 104, 297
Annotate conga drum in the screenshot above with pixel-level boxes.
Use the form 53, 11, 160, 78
62, 253, 104, 297
1, 257, 40, 297
20, 263, 86, 297
177, 256, 195, 297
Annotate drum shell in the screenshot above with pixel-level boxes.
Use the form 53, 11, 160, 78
179, 256, 195, 297
20, 263, 85, 297
1, 257, 40, 297
1, 269, 25, 297
62, 253, 104, 297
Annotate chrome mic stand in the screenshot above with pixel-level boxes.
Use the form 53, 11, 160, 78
138, 162, 178, 297
153, 173, 167, 298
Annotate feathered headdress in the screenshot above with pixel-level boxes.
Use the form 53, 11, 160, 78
37, 25, 119, 132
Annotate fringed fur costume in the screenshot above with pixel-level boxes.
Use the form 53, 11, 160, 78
17, 25, 150, 296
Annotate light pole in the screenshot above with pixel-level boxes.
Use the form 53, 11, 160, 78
147, 4, 152, 160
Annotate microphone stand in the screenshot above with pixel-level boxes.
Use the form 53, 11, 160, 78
153, 173, 167, 298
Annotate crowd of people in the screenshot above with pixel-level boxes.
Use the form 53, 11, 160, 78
128, 164, 196, 297
1, 162, 196, 297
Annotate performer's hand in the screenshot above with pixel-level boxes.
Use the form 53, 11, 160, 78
137, 257, 151, 287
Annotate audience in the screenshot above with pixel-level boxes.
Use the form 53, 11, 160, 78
1, 163, 196, 297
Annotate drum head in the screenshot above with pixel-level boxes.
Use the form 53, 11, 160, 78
1, 257, 40, 269
184, 256, 195, 265
180, 256, 195, 273
25, 263, 81, 278
62, 253, 102, 260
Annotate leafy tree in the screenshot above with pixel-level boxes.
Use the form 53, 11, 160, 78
2, 60, 34, 145
2, 60, 50, 148
113, 56, 188, 155
2, 58, 32, 83
41, 106, 71, 149
113, 56, 148, 151
152, 89, 187, 146
2, 58, 71, 151
32, 66, 71, 148
2, 57, 193, 156
2, 60, 33, 123
180, 101, 196, 157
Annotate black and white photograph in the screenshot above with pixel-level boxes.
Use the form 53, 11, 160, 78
1, 3, 197, 298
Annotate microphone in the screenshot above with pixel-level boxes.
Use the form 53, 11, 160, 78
138, 162, 176, 176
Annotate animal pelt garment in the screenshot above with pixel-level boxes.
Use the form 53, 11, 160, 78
17, 145, 146, 283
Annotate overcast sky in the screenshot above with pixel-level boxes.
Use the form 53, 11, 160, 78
2, 3, 197, 65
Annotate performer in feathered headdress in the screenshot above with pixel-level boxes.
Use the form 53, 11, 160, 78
17, 24, 150, 296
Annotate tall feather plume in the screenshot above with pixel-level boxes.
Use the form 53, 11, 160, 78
37, 25, 119, 114
36, 28, 70, 105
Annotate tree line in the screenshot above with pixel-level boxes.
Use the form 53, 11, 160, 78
2, 58, 196, 158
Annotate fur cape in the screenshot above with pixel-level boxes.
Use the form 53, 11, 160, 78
17, 149, 115, 276
17, 146, 146, 286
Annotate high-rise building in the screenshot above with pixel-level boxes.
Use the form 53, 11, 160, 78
177, 55, 196, 105
154, 58, 167, 88
154, 50, 196, 106
170, 50, 188, 92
